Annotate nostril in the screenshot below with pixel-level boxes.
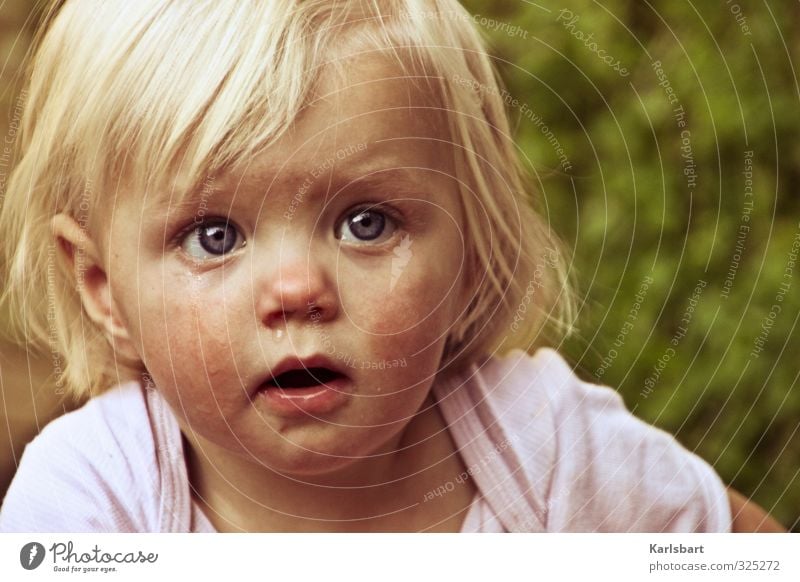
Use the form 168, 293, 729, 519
263, 304, 320, 329
306, 307, 324, 322
263, 310, 295, 333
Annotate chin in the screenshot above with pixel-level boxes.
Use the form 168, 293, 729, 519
253, 426, 402, 482
281, 457, 360, 479
252, 448, 370, 484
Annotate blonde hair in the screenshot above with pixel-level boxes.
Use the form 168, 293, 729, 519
1, 0, 575, 399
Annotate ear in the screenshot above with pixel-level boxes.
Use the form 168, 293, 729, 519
51, 214, 141, 365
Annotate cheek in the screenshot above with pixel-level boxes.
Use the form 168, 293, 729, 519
359, 252, 460, 328
348, 256, 462, 361
124, 275, 247, 412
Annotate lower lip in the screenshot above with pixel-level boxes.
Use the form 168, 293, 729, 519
256, 376, 352, 417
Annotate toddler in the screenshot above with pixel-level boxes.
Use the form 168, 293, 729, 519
0, 0, 776, 532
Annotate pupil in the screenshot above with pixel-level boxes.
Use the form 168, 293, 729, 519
199, 223, 237, 254
350, 210, 384, 240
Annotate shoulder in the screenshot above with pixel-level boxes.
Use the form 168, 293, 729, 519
0, 382, 162, 532
475, 346, 626, 404
465, 348, 732, 532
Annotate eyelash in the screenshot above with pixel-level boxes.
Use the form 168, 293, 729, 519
172, 218, 245, 264
336, 201, 404, 241
347, 201, 403, 223
173, 201, 408, 262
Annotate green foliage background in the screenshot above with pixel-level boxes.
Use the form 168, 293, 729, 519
1, 1, 797, 529
462, 0, 799, 529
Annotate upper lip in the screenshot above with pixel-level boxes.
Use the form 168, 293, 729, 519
259, 353, 349, 390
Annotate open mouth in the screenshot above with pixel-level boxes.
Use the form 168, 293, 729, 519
266, 367, 346, 389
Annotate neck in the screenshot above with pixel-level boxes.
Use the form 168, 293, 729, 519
184, 393, 475, 532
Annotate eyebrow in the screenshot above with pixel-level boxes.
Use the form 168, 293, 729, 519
153, 163, 440, 219
322, 167, 437, 201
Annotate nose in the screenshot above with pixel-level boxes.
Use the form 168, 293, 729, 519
254, 246, 338, 330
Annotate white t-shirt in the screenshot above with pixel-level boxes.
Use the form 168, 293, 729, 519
0, 348, 731, 532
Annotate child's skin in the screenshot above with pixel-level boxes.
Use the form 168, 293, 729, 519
54, 52, 478, 531
50, 47, 785, 533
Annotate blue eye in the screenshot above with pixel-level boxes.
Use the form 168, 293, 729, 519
336, 207, 397, 244
181, 220, 244, 259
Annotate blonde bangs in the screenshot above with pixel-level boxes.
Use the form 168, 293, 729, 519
1, 0, 575, 397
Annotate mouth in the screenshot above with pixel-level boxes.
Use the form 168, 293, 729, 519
255, 354, 353, 417
266, 366, 347, 389
258, 353, 351, 392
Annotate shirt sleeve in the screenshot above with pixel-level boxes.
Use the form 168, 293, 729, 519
535, 349, 732, 532
0, 385, 160, 532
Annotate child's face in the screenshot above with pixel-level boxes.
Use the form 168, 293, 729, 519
97, 54, 468, 476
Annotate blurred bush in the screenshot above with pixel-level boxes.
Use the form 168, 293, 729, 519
463, 0, 799, 530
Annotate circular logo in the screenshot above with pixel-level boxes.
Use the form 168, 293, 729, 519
19, 542, 46, 570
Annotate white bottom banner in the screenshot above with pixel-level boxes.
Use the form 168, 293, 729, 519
1, 534, 797, 581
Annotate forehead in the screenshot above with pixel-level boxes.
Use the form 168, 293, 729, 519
153, 52, 452, 208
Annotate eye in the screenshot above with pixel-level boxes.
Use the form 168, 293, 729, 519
336, 206, 398, 244
181, 219, 245, 260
